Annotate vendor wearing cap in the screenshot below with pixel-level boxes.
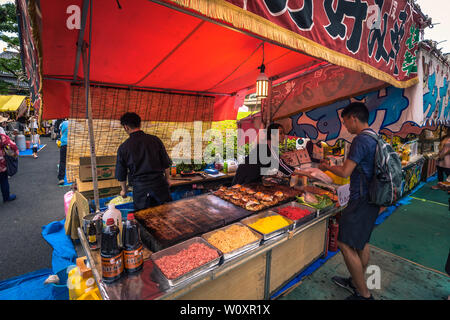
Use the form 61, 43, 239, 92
115, 112, 172, 210
233, 123, 298, 185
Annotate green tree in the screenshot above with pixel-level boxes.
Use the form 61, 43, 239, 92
0, 2, 27, 94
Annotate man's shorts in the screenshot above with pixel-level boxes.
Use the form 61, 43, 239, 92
338, 196, 380, 250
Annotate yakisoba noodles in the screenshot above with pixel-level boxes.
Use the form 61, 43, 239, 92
206, 225, 260, 253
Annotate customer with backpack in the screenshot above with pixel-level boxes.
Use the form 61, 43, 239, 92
319, 102, 395, 300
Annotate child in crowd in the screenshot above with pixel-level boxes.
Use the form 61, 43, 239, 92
31, 130, 40, 159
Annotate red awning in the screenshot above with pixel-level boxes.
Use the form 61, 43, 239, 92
17, 0, 428, 121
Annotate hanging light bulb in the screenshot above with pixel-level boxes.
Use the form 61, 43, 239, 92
256, 43, 269, 98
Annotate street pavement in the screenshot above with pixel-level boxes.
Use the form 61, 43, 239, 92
0, 136, 70, 281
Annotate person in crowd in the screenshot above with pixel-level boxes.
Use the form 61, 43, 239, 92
0, 132, 19, 202
57, 119, 69, 185
432, 130, 450, 190
29, 115, 38, 133
54, 118, 63, 139
318, 102, 379, 300
16, 116, 26, 133
115, 112, 172, 211
0, 115, 8, 136
232, 122, 297, 185
31, 129, 40, 159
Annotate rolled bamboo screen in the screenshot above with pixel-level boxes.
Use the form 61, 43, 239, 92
66, 85, 215, 183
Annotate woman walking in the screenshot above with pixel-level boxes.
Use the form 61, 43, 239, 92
432, 130, 450, 190
0, 132, 19, 202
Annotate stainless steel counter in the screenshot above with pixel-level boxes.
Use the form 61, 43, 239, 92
78, 202, 343, 300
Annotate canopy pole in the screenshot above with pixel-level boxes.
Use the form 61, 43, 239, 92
80, 0, 100, 213
73, 0, 90, 81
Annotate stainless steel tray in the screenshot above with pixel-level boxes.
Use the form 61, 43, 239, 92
150, 237, 222, 287
273, 202, 317, 228
202, 222, 262, 261
240, 211, 294, 241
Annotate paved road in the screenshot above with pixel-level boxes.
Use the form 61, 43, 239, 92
0, 137, 71, 281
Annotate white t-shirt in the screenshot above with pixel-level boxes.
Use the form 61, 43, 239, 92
31, 134, 40, 146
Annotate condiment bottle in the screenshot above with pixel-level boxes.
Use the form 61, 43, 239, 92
171, 164, 177, 177
122, 213, 144, 273
87, 220, 98, 248
100, 218, 124, 283
102, 203, 123, 246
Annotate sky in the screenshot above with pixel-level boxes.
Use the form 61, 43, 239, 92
416, 0, 450, 54
0, 0, 448, 53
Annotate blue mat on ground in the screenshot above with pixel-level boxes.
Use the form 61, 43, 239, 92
0, 219, 78, 300
18, 144, 46, 157
61, 175, 72, 187
41, 219, 77, 274
0, 269, 54, 300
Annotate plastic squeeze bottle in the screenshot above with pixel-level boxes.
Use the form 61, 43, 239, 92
100, 218, 124, 283
102, 203, 123, 246
122, 213, 144, 273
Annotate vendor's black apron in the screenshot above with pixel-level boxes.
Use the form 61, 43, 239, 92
131, 174, 172, 211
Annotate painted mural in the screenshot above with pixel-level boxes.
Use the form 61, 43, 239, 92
422, 45, 450, 126
273, 47, 450, 145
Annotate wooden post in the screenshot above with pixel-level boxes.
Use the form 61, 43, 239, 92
81, 41, 100, 212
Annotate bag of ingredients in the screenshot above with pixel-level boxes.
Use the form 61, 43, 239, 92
108, 195, 133, 206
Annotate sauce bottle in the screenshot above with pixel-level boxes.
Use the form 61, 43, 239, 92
87, 220, 98, 249
122, 213, 144, 273
102, 203, 123, 246
100, 218, 124, 283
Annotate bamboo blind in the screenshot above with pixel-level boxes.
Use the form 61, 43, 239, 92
66, 85, 215, 183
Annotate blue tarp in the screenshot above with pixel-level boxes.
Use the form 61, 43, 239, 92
18, 144, 46, 157
41, 219, 77, 274
0, 269, 54, 300
0, 219, 76, 300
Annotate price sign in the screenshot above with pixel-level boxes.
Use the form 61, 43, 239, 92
337, 184, 350, 207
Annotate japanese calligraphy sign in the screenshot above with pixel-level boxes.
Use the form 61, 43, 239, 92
220, 0, 424, 87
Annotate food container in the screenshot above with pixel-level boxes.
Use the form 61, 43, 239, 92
150, 237, 222, 287
240, 211, 294, 241
274, 202, 317, 228
202, 223, 262, 262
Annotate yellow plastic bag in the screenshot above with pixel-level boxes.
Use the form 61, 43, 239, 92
108, 195, 133, 206
324, 170, 349, 185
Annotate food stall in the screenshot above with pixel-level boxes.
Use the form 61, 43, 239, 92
17, 0, 430, 300
76, 182, 341, 300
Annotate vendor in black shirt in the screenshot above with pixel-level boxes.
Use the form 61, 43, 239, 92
233, 123, 297, 185
116, 112, 172, 210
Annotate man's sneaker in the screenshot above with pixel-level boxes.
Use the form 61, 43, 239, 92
332, 276, 356, 293
4, 194, 16, 202
58, 180, 65, 186
345, 292, 375, 300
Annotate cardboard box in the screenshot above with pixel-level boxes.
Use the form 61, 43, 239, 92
79, 156, 116, 182
76, 177, 121, 200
